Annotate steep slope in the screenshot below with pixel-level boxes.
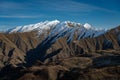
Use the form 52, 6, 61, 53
0, 33, 24, 69
26, 26, 120, 64
0, 32, 42, 69
7, 20, 60, 34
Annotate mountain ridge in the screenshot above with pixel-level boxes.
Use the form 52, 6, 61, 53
0, 21, 120, 80
7, 20, 105, 33
7, 20, 106, 44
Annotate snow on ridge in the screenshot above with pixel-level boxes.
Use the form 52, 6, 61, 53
40, 20, 106, 44
7, 20, 60, 33
6, 20, 106, 44
7, 20, 105, 37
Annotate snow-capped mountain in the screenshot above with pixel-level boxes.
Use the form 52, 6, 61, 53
7, 20, 106, 43
7, 20, 60, 34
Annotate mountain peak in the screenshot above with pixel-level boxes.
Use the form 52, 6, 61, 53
84, 23, 92, 29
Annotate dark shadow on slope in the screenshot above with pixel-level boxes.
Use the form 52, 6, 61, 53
44, 48, 62, 60
8, 48, 15, 57
57, 68, 85, 80
24, 33, 62, 67
92, 55, 120, 68
0, 64, 24, 80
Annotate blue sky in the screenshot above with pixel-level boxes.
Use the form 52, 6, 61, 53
0, 0, 120, 31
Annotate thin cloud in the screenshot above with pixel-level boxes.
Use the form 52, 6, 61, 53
0, 15, 43, 18
0, 0, 113, 13
39, 0, 113, 12
0, 1, 23, 9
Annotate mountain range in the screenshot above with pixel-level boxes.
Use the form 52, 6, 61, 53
0, 20, 120, 80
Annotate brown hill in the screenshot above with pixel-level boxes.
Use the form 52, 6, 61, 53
0, 31, 43, 69
0, 26, 120, 80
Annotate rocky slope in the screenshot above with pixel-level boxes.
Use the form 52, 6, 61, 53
0, 31, 42, 69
